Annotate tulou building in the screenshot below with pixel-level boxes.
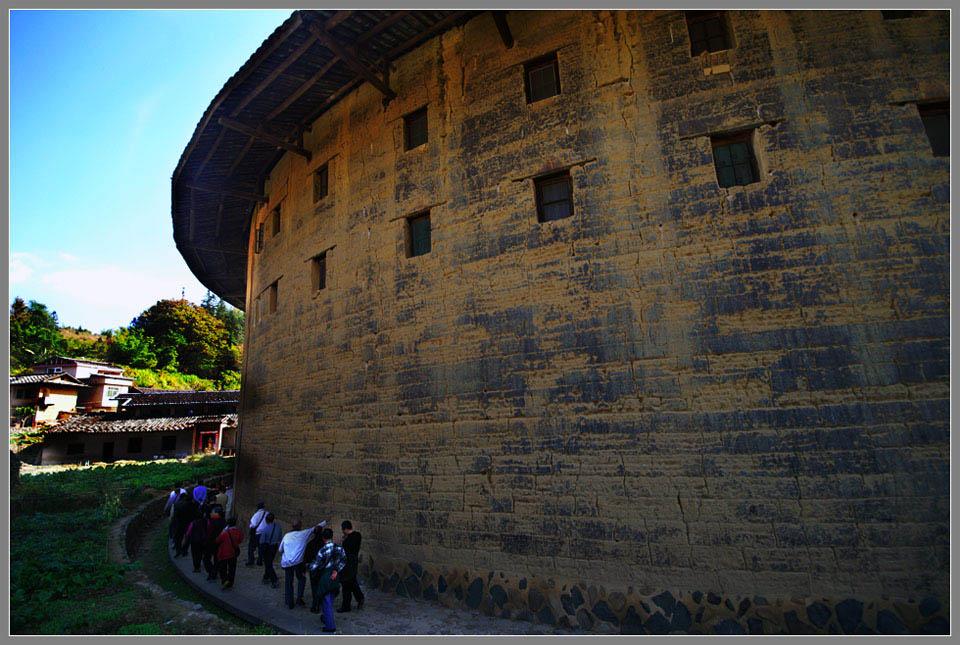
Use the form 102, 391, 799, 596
172, 10, 949, 634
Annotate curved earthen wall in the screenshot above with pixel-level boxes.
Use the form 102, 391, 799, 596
235, 10, 948, 634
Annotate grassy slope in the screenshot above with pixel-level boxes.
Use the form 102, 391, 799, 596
9, 455, 266, 635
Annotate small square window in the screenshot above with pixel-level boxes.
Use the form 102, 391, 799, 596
918, 102, 948, 157
686, 11, 730, 57
534, 171, 574, 222
127, 437, 142, 453
406, 212, 431, 258
67, 442, 84, 455
268, 281, 278, 314
255, 222, 264, 253
161, 435, 177, 451
314, 164, 329, 202
405, 107, 428, 150
524, 53, 560, 104
311, 252, 327, 292
711, 131, 760, 188
272, 204, 281, 237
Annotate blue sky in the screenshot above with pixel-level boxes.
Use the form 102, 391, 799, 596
10, 9, 291, 331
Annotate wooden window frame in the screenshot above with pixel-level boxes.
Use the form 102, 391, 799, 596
404, 107, 428, 151
711, 130, 761, 188
534, 171, 575, 223
314, 163, 329, 202
405, 211, 432, 258
686, 10, 732, 57
524, 52, 561, 104
311, 252, 327, 292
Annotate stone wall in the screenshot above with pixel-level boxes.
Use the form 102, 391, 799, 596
234, 10, 949, 634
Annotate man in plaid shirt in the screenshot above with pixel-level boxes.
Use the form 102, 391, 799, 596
308, 527, 346, 632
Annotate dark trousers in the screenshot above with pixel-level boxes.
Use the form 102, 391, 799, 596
246, 528, 261, 565
260, 543, 279, 583
203, 547, 217, 579
340, 576, 364, 610
218, 556, 238, 587
284, 564, 306, 608
173, 523, 188, 556
190, 542, 204, 570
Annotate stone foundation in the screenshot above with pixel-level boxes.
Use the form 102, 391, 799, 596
362, 557, 949, 635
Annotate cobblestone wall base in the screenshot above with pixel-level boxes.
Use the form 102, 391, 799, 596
361, 556, 949, 635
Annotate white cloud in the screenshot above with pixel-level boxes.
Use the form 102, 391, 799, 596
58, 252, 79, 263
10, 252, 42, 284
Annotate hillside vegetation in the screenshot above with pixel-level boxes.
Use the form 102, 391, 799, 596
10, 292, 243, 390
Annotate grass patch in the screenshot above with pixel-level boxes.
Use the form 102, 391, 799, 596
10, 455, 247, 634
14, 454, 234, 516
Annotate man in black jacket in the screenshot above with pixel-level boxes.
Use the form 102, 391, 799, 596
337, 520, 364, 612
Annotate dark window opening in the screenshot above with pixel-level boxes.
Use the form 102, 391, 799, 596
255, 222, 264, 253
405, 107, 428, 150
268, 282, 278, 314
127, 437, 142, 453
406, 212, 431, 258
102, 442, 114, 460
524, 53, 560, 103
314, 164, 329, 202
918, 102, 948, 157
272, 204, 281, 237
711, 130, 760, 188
161, 435, 177, 451
686, 11, 730, 56
535, 171, 574, 222
67, 442, 84, 455
312, 252, 327, 292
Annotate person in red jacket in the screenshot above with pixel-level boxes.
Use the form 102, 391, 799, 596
215, 517, 244, 590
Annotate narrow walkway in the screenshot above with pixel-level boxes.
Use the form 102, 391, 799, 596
168, 543, 581, 635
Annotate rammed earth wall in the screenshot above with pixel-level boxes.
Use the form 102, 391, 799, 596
235, 10, 949, 634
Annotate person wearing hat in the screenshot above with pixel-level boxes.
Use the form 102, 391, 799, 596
246, 502, 268, 566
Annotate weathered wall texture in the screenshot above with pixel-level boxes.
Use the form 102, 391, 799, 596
236, 10, 949, 634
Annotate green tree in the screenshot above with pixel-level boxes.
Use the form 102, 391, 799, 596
201, 290, 245, 346
130, 299, 237, 379
105, 328, 157, 368
10, 298, 66, 369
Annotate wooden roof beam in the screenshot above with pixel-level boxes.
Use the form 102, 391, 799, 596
305, 21, 397, 100
218, 117, 312, 161
492, 11, 514, 49
265, 11, 411, 123
187, 181, 268, 203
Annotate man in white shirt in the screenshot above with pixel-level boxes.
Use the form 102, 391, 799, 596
246, 502, 268, 566
278, 518, 329, 609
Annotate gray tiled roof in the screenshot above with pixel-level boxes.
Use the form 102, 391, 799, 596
46, 413, 238, 434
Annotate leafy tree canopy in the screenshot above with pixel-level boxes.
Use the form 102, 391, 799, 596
10, 297, 65, 369
130, 299, 238, 379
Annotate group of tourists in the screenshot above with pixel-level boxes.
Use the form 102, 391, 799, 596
166, 482, 364, 633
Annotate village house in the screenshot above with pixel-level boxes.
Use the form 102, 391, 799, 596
171, 10, 948, 634
39, 389, 239, 465
10, 373, 89, 426
29, 356, 135, 412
